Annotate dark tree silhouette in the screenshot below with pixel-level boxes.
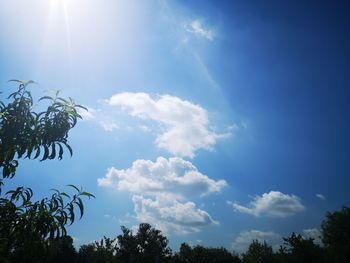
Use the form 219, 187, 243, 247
93, 236, 117, 263
242, 240, 273, 263
117, 223, 171, 263
281, 232, 324, 263
116, 226, 139, 263
47, 235, 77, 263
173, 243, 241, 263
136, 223, 172, 263
77, 244, 97, 263
321, 206, 350, 263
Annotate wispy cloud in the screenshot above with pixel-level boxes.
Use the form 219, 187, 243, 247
78, 107, 97, 121
229, 191, 305, 217
316, 193, 326, 200
107, 92, 230, 158
78, 106, 121, 132
98, 156, 227, 234
99, 120, 119, 132
186, 20, 213, 41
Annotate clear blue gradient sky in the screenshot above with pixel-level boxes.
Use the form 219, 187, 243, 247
1, 0, 349, 252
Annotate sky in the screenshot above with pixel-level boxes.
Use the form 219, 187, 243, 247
1, 0, 350, 252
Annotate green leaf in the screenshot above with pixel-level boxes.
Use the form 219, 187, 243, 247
49, 142, 56, 159
60, 192, 70, 199
67, 184, 80, 192
57, 97, 68, 104
38, 96, 54, 102
58, 143, 64, 160
80, 191, 96, 199
8, 79, 25, 84
75, 104, 88, 111
50, 188, 60, 194
76, 197, 84, 218
68, 203, 75, 225
40, 145, 49, 161
34, 146, 41, 159
62, 141, 73, 156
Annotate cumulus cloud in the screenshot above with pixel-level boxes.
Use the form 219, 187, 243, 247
186, 20, 213, 40
98, 156, 227, 198
230, 191, 305, 217
132, 195, 218, 234
232, 230, 282, 253
98, 157, 227, 234
316, 193, 326, 200
107, 92, 228, 158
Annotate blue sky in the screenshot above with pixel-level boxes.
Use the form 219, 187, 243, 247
1, 0, 350, 252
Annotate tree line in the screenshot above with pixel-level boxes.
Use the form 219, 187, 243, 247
4, 205, 348, 263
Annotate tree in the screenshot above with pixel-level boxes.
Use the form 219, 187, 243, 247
116, 226, 139, 263
93, 236, 117, 263
242, 240, 274, 263
136, 223, 172, 263
77, 243, 97, 263
281, 232, 324, 263
0, 80, 94, 262
46, 235, 77, 263
321, 206, 350, 263
173, 243, 241, 263
173, 243, 192, 263
116, 223, 172, 263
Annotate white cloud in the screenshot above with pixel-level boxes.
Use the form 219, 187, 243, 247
99, 120, 119, 132
78, 107, 97, 121
98, 156, 227, 234
230, 191, 305, 217
72, 236, 80, 242
132, 195, 218, 234
187, 20, 213, 41
139, 125, 151, 132
107, 92, 228, 158
104, 214, 117, 220
77, 106, 122, 132
232, 230, 282, 253
316, 193, 326, 200
302, 228, 322, 245
98, 156, 227, 198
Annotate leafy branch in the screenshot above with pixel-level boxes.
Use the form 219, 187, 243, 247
0, 80, 87, 180
0, 185, 95, 251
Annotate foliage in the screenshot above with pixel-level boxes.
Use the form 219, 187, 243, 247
77, 243, 97, 263
279, 232, 324, 263
0, 80, 93, 262
77, 236, 118, 263
173, 243, 241, 263
321, 206, 350, 262
0, 185, 94, 261
93, 236, 117, 263
0, 80, 86, 183
117, 223, 172, 263
116, 226, 139, 262
242, 240, 273, 263
1, 204, 344, 263
46, 235, 78, 263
